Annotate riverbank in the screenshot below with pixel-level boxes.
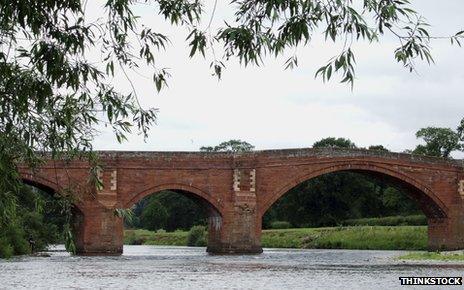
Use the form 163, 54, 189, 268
125, 226, 428, 250
398, 251, 464, 261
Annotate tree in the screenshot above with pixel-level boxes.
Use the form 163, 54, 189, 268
413, 127, 462, 158
368, 145, 389, 152
313, 137, 356, 149
130, 191, 207, 231
457, 118, 464, 141
140, 200, 168, 231
200, 139, 254, 152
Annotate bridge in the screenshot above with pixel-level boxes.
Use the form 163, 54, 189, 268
18, 148, 464, 255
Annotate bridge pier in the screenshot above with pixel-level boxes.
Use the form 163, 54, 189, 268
74, 204, 123, 255
206, 205, 262, 254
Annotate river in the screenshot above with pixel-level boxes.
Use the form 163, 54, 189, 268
1, 246, 463, 289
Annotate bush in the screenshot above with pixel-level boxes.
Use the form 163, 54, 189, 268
140, 200, 168, 231
270, 221, 292, 229
124, 231, 146, 245
342, 215, 427, 227
187, 225, 207, 247
0, 236, 14, 259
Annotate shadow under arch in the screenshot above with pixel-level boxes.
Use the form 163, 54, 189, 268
124, 183, 223, 252
260, 161, 449, 220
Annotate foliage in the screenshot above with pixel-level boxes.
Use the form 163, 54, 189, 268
368, 145, 389, 152
187, 225, 207, 247
200, 139, 254, 152
140, 200, 168, 231
270, 221, 292, 229
413, 127, 462, 158
342, 215, 426, 226
213, 0, 462, 86
0, 185, 65, 258
313, 137, 356, 149
114, 208, 134, 225
398, 252, 464, 261
128, 190, 207, 232
458, 118, 464, 141
124, 229, 187, 246
261, 226, 427, 250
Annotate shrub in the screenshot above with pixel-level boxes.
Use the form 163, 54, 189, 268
270, 221, 292, 229
124, 231, 146, 245
187, 225, 207, 247
0, 236, 14, 259
5, 224, 30, 255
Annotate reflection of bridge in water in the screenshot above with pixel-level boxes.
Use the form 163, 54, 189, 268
19, 148, 464, 255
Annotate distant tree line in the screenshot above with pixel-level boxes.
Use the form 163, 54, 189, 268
125, 191, 208, 232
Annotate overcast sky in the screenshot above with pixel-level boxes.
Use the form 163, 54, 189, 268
91, 0, 464, 157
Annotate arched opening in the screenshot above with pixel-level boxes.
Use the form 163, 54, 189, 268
124, 186, 222, 251
261, 166, 448, 250
0, 177, 84, 258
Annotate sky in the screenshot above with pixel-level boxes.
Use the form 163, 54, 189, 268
91, 0, 464, 157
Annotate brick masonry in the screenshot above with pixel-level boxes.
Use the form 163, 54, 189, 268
18, 148, 464, 254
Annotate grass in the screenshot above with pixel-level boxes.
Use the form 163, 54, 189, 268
125, 225, 428, 251
125, 229, 188, 246
261, 226, 427, 250
398, 252, 464, 261
342, 215, 426, 226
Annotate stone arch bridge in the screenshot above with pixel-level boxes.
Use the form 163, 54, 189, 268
18, 148, 464, 255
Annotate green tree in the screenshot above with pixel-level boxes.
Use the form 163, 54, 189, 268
200, 139, 254, 152
413, 127, 462, 158
456, 118, 464, 142
313, 137, 356, 149
140, 200, 168, 231
368, 145, 389, 152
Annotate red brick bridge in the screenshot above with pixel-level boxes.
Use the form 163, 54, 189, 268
18, 148, 464, 255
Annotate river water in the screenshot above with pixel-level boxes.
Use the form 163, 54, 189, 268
0, 246, 463, 289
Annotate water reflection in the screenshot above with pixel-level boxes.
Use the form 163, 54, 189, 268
0, 246, 462, 289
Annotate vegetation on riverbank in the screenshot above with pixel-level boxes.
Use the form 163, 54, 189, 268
0, 186, 67, 259
398, 252, 464, 261
341, 215, 426, 227
125, 225, 427, 251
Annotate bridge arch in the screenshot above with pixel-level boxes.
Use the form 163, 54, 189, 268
260, 161, 449, 220
124, 183, 223, 215
124, 183, 224, 252
19, 171, 86, 212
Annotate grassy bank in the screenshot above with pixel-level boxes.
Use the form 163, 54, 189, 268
125, 229, 188, 246
398, 252, 464, 261
125, 226, 428, 250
